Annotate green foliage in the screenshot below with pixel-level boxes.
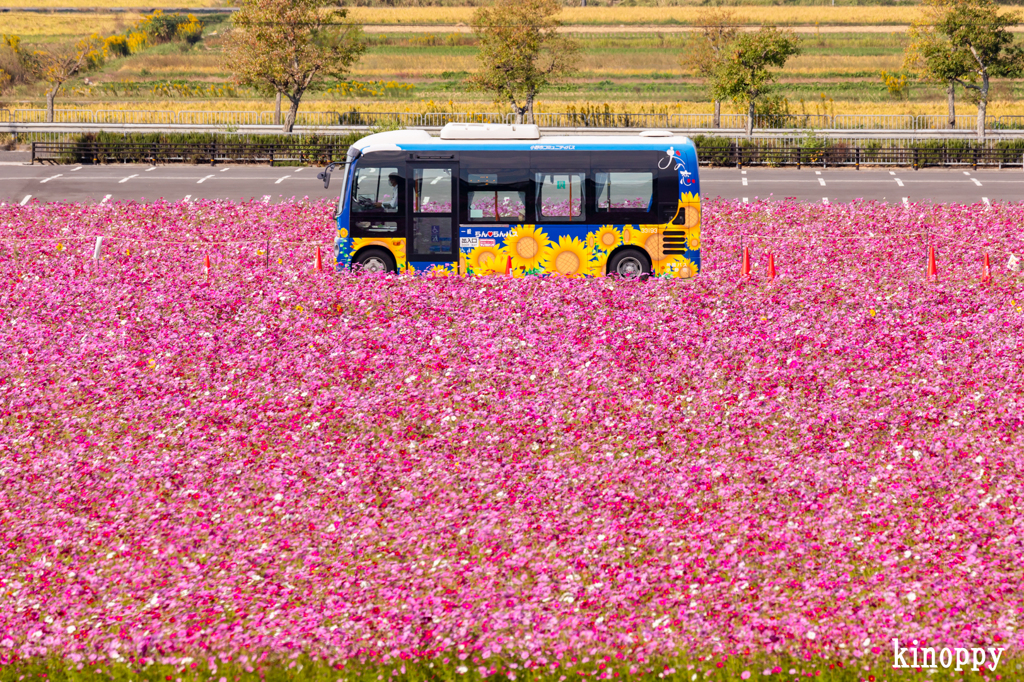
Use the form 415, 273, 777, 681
879, 69, 911, 99
176, 15, 205, 46
470, 0, 580, 124
104, 35, 131, 58
227, 0, 367, 132
711, 25, 801, 134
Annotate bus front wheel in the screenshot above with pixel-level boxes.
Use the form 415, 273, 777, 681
352, 248, 397, 274
607, 249, 651, 279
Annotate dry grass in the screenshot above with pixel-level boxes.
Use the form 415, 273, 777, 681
0, 13, 146, 37
345, 6, 932, 26
109, 53, 228, 76
42, 99, 1024, 118
783, 54, 903, 74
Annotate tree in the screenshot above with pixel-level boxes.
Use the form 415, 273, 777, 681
471, 0, 580, 124
935, 0, 1023, 141
30, 35, 103, 123
904, 0, 975, 129
226, 0, 366, 133
712, 26, 800, 138
680, 8, 739, 129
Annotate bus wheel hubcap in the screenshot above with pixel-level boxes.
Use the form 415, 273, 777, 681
617, 257, 643, 278
363, 257, 387, 274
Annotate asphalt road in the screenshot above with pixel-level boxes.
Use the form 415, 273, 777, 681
1, 163, 1021, 205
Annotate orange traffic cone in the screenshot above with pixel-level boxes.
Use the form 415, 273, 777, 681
926, 246, 938, 282
741, 247, 751, 277
315, 246, 323, 272
205, 252, 211, 281
505, 255, 512, 275
981, 253, 991, 283
767, 251, 776, 281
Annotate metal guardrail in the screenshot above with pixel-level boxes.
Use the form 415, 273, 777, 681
32, 139, 1024, 169
5, 108, 1024, 130
31, 140, 353, 165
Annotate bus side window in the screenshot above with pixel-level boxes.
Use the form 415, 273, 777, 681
595, 172, 654, 213
352, 166, 402, 214
535, 172, 585, 222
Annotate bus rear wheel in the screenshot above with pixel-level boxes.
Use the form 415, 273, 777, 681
352, 248, 397, 274
607, 249, 651, 279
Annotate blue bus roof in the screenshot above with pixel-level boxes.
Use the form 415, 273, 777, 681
353, 129, 696, 154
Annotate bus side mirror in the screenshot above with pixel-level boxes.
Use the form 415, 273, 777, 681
317, 168, 331, 189
317, 162, 338, 189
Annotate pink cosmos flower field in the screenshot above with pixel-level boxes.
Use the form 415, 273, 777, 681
2, 198, 1024, 682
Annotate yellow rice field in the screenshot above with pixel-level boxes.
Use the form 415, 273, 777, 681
2, 0, 223, 5
32, 99, 1024, 119
345, 6, 930, 26
0, 13, 146, 37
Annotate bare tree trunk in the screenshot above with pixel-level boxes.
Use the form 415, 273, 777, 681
46, 87, 57, 123
275, 91, 282, 127
977, 74, 988, 143
284, 95, 301, 133
713, 99, 721, 129
525, 93, 535, 125
947, 81, 955, 129
512, 103, 525, 125
746, 99, 755, 139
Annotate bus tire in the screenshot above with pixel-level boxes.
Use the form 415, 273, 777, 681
607, 248, 651, 279
352, 248, 397, 274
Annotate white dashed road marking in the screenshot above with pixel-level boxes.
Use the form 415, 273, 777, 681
40, 174, 62, 183
818, 178, 826, 186
822, 197, 830, 205
895, 178, 904, 187
262, 195, 271, 204
20, 194, 31, 205
972, 178, 982, 186
101, 194, 111, 204
741, 177, 748, 186
983, 197, 991, 205
197, 175, 214, 184
220, 167, 230, 172
71, 166, 82, 172
815, 171, 821, 175
146, 166, 157, 172
742, 197, 749, 204
963, 171, 971, 176
902, 197, 909, 206
741, 170, 746, 175
119, 174, 138, 184
275, 175, 292, 184
183, 194, 192, 202
890, 171, 896, 176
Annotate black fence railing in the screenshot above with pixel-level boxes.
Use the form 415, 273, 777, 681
701, 142, 1024, 169
32, 139, 1024, 169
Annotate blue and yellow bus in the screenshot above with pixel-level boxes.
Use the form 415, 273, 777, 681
318, 123, 700, 278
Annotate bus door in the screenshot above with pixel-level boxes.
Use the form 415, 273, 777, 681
407, 163, 459, 273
